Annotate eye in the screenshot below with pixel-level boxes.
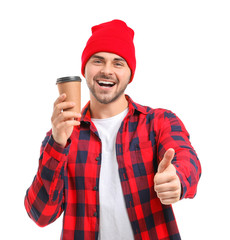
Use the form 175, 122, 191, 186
93, 59, 103, 64
114, 61, 124, 67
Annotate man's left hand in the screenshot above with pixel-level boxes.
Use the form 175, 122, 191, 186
154, 148, 181, 205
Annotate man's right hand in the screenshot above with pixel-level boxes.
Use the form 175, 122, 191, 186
51, 93, 81, 148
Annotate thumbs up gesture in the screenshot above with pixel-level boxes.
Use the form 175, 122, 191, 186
154, 148, 181, 205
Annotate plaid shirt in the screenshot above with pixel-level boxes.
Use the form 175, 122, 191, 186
25, 95, 201, 240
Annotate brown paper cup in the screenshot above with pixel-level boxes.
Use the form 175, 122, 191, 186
56, 76, 81, 113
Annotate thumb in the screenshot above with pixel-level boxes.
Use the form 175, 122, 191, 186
157, 148, 175, 173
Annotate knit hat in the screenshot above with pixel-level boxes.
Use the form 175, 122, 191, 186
81, 19, 136, 82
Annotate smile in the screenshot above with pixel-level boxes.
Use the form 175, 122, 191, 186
96, 80, 116, 88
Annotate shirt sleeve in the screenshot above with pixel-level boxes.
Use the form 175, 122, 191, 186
155, 110, 202, 199
24, 130, 71, 227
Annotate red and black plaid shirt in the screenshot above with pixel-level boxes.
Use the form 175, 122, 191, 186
25, 95, 201, 240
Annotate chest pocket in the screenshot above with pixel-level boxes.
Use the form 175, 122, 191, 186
129, 139, 155, 177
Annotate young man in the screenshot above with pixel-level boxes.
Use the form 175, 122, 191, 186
25, 20, 201, 240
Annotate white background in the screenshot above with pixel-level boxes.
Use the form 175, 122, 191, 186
1, 0, 229, 239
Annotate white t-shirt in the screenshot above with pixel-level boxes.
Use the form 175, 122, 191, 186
92, 108, 134, 240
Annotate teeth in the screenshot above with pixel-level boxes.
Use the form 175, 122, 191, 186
98, 81, 114, 85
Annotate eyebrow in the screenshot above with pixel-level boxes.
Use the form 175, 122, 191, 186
91, 55, 104, 60
91, 54, 126, 62
114, 57, 126, 62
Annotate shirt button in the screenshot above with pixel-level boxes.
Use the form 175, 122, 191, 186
93, 212, 98, 217
93, 186, 98, 191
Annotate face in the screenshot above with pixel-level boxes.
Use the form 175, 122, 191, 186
84, 52, 131, 105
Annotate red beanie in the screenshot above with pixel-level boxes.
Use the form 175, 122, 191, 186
81, 19, 136, 83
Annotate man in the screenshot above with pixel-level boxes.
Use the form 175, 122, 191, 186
25, 20, 201, 240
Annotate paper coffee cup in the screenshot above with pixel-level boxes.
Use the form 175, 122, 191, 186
56, 76, 81, 113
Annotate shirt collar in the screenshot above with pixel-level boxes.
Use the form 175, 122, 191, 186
125, 95, 149, 115
80, 94, 148, 124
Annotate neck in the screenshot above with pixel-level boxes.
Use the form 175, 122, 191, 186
90, 94, 128, 119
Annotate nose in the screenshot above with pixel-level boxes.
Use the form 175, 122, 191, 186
100, 62, 113, 76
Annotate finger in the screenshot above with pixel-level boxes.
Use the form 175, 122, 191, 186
53, 93, 67, 108
55, 119, 81, 130
154, 180, 179, 193
159, 197, 179, 205
52, 111, 81, 126
156, 190, 181, 200
154, 167, 177, 185
157, 148, 175, 173
52, 101, 76, 120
